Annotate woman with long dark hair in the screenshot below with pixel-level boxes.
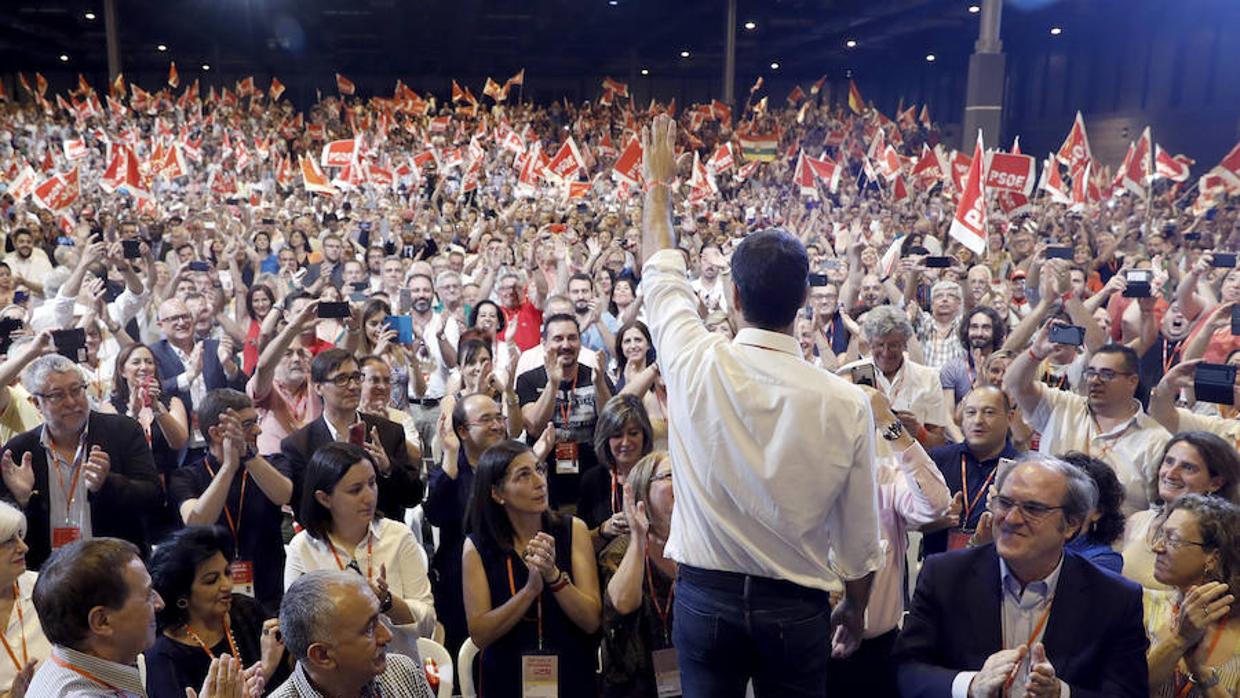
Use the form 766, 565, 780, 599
462, 440, 601, 697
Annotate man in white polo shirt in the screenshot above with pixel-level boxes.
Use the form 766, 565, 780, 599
640, 114, 882, 696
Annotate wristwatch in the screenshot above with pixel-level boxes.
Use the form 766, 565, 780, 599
379, 588, 394, 614
880, 420, 906, 441
1190, 667, 1221, 689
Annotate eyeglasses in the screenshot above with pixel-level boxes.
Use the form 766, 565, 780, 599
325, 372, 363, 387
468, 413, 506, 427
364, 375, 392, 386
34, 384, 88, 405
1083, 368, 1134, 382
990, 494, 1065, 521
1151, 528, 1208, 552
159, 313, 193, 325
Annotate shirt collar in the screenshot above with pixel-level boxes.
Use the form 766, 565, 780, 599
323, 412, 363, 442
40, 417, 90, 453
733, 327, 802, 358
54, 645, 147, 696
999, 554, 1064, 609
288, 657, 384, 697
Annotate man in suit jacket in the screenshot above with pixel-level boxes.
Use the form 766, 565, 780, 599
893, 453, 1148, 698
281, 349, 422, 524
0, 355, 161, 569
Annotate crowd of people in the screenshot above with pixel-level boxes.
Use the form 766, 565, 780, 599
0, 65, 1236, 698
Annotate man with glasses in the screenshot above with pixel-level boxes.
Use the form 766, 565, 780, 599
170, 388, 292, 612
151, 297, 247, 465
894, 453, 1149, 698
497, 271, 546, 351
281, 349, 422, 525
1006, 325, 1170, 515
0, 354, 160, 569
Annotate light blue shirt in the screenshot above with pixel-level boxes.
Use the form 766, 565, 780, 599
950, 555, 1070, 698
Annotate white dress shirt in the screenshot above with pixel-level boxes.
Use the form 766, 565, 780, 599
1027, 391, 1169, 515
284, 518, 436, 639
642, 249, 883, 590
838, 355, 950, 458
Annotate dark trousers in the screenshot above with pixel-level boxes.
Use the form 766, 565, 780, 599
674, 564, 832, 698
825, 627, 899, 697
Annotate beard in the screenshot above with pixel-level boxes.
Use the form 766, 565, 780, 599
413, 299, 432, 313
574, 301, 590, 314
969, 337, 992, 350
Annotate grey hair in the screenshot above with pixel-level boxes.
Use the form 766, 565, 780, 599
996, 453, 1098, 526
862, 305, 914, 343
435, 270, 461, 288
0, 501, 26, 543
279, 571, 372, 661
41, 268, 72, 300
21, 354, 84, 395
930, 280, 963, 303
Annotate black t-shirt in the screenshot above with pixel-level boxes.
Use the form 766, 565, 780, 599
168, 454, 289, 613
515, 364, 610, 508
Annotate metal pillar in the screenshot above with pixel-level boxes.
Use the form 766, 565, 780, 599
104, 0, 121, 81
962, 0, 1004, 152
723, 0, 736, 104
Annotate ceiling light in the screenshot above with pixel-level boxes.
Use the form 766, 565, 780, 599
680, 50, 690, 58
59, 54, 69, 62
770, 62, 780, 70
925, 53, 937, 62
608, 0, 618, 5
201, 64, 210, 71
968, 5, 980, 13
84, 11, 96, 20
157, 44, 167, 52
743, 21, 756, 30
845, 39, 857, 48
640, 68, 649, 76
1050, 26, 1062, 35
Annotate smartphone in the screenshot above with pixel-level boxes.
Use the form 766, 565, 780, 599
809, 273, 829, 287
1211, 253, 1237, 268
1045, 246, 1073, 260
348, 422, 367, 446
55, 236, 75, 247
12, 291, 28, 305
851, 363, 877, 388
1048, 324, 1086, 347
924, 256, 953, 269
1123, 270, 1152, 298
317, 302, 351, 319
822, 259, 843, 271
121, 240, 142, 259
1194, 362, 1237, 405
908, 246, 930, 256
52, 328, 87, 363
188, 261, 211, 272
1185, 232, 1203, 242
1231, 305, 1240, 336
384, 315, 415, 345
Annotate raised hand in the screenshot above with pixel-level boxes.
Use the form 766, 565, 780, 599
641, 114, 677, 186
1175, 581, 1234, 647
83, 445, 111, 493
187, 654, 245, 698
363, 426, 392, 475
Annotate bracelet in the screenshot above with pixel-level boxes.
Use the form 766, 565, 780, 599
1027, 347, 1048, 362
549, 570, 570, 593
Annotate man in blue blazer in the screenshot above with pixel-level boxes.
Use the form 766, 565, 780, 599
893, 453, 1148, 698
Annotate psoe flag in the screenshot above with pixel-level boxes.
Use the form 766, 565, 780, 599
948, 132, 987, 255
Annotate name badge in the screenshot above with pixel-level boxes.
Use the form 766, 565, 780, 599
946, 528, 974, 551
652, 647, 682, 697
229, 561, 256, 598
52, 527, 81, 549
521, 653, 558, 698
554, 442, 579, 475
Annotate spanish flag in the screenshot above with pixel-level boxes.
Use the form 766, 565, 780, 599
848, 79, 864, 115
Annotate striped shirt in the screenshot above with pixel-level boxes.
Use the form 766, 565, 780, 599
269, 653, 434, 698
26, 645, 146, 697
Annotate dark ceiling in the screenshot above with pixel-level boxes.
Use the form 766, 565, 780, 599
1, 0, 1096, 85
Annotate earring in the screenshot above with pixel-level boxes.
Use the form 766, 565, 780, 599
176, 598, 188, 609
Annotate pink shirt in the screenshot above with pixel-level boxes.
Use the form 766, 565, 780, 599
248, 375, 322, 455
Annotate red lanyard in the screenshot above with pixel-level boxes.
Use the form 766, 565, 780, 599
48, 435, 88, 515
644, 558, 674, 644
506, 556, 543, 649
960, 454, 997, 527
329, 531, 374, 581
1002, 599, 1054, 696
0, 583, 27, 673
183, 614, 239, 660
557, 371, 579, 428
609, 470, 622, 516
50, 655, 125, 696
203, 462, 247, 552
1162, 338, 1183, 376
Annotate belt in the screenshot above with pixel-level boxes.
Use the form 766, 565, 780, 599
677, 564, 831, 604
410, 398, 441, 407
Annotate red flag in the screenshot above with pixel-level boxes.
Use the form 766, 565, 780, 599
919, 105, 931, 129
611, 137, 643, 187
546, 137, 586, 181
749, 76, 764, 94
898, 105, 917, 130
1070, 160, 1093, 212
948, 133, 987, 254
786, 85, 806, 105
75, 73, 92, 96
268, 77, 286, 101
320, 138, 358, 168
483, 77, 506, 101
793, 151, 817, 198
31, 167, 80, 211
984, 152, 1037, 196
275, 155, 295, 189
1121, 126, 1153, 198
601, 77, 629, 98
429, 115, 450, 133
507, 69, 525, 87
1212, 139, 1240, 189
167, 62, 180, 88
335, 73, 355, 96
451, 80, 466, 103
847, 80, 864, 115
710, 100, 732, 123
63, 139, 88, 161
39, 149, 55, 172
35, 73, 48, 97
1153, 145, 1190, 183
997, 191, 1032, 218
810, 75, 827, 96
6, 165, 37, 201
1056, 111, 1091, 171
236, 76, 256, 97
805, 152, 843, 192
596, 131, 617, 158
892, 176, 909, 203
300, 155, 338, 195
910, 144, 944, 187
1039, 157, 1071, 204
734, 159, 760, 183
706, 142, 735, 174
